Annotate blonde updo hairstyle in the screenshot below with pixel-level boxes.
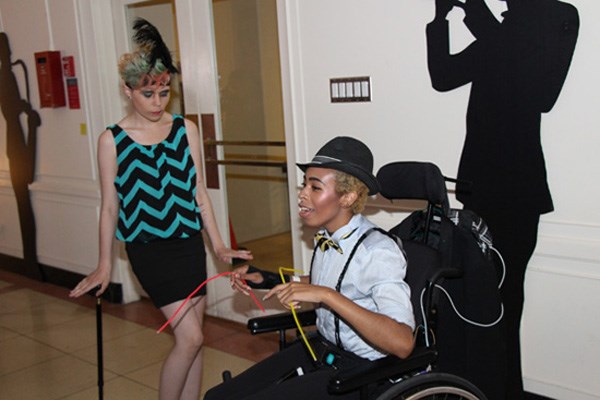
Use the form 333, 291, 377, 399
119, 18, 178, 90
118, 52, 171, 89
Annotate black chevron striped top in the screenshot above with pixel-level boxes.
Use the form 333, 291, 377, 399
110, 114, 202, 243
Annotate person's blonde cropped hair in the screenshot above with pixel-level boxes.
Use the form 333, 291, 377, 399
334, 171, 369, 214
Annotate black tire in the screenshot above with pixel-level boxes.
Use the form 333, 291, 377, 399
375, 372, 487, 400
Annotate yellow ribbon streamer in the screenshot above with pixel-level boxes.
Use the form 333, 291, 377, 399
278, 267, 317, 361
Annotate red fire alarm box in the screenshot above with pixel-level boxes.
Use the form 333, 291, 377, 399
34, 51, 66, 108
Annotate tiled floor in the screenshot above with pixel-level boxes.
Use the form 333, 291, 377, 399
0, 230, 552, 400
0, 269, 280, 400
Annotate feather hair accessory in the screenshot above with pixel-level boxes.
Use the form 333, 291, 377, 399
132, 18, 178, 74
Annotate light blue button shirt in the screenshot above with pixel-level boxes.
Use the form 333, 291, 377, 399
312, 214, 415, 360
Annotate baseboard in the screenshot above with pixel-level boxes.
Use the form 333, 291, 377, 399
525, 391, 555, 400
525, 378, 600, 400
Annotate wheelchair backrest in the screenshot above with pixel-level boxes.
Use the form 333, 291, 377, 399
377, 161, 450, 213
377, 161, 506, 399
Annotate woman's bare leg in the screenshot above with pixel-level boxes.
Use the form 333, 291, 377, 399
180, 297, 206, 400
159, 296, 206, 400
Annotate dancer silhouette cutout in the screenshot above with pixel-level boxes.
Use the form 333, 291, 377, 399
0, 32, 43, 280
426, 0, 579, 398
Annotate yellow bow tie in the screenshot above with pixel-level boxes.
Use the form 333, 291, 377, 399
315, 233, 343, 254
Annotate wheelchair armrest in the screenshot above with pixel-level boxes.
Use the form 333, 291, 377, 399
328, 346, 437, 393
247, 309, 317, 335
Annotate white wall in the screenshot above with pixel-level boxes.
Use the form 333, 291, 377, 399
278, 1, 599, 399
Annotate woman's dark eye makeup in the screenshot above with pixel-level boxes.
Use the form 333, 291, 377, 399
141, 90, 170, 98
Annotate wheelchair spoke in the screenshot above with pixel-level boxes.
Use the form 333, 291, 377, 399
375, 372, 487, 400
403, 386, 481, 399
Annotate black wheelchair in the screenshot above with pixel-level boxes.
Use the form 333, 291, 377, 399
241, 161, 505, 400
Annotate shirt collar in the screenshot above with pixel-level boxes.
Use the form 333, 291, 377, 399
314, 214, 362, 251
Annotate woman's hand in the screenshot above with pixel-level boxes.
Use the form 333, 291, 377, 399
69, 266, 111, 298
230, 264, 263, 295
215, 246, 253, 264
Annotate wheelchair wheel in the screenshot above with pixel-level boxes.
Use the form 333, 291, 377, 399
375, 372, 487, 400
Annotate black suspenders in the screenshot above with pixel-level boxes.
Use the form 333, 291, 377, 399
309, 227, 392, 349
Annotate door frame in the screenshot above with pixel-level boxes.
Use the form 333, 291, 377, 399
276, 0, 308, 274
172, 0, 237, 319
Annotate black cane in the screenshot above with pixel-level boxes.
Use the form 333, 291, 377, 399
95, 290, 104, 400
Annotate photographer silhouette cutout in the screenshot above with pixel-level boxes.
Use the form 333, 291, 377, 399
426, 0, 579, 398
0, 32, 44, 280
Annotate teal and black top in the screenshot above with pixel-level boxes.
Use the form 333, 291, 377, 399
110, 114, 202, 243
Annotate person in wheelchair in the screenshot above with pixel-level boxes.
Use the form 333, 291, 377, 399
204, 136, 415, 399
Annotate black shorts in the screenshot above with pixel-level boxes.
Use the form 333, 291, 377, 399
126, 233, 207, 308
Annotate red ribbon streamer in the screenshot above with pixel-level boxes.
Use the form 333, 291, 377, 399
157, 271, 265, 333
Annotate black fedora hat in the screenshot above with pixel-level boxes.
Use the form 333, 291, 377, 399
297, 136, 380, 195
